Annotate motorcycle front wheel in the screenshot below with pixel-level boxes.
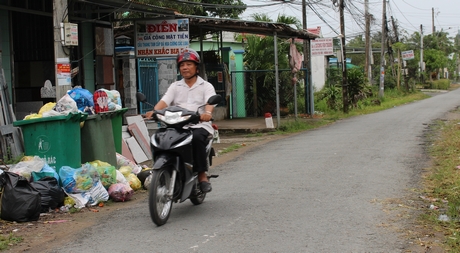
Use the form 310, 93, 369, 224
149, 168, 173, 226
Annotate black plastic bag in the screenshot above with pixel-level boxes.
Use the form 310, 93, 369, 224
0, 172, 41, 222
137, 169, 152, 185
30, 176, 65, 213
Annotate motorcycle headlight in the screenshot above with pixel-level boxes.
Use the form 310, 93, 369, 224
156, 111, 190, 124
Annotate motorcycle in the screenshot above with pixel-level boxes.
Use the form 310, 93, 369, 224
136, 92, 222, 226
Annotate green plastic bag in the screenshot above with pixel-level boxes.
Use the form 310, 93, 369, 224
89, 161, 117, 189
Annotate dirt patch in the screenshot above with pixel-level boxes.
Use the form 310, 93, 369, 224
3, 191, 150, 253
377, 194, 446, 253
211, 133, 285, 167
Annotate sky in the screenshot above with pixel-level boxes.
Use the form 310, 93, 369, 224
240, 0, 460, 40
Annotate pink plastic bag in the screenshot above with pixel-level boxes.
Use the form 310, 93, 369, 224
108, 183, 134, 202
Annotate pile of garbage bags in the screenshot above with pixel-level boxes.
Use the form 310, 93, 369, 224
0, 154, 152, 222
23, 87, 122, 120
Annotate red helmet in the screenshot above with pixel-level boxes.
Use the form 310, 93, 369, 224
177, 48, 200, 65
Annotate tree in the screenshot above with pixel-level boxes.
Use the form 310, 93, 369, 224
243, 13, 300, 116
345, 35, 366, 69
391, 41, 410, 90
244, 35, 273, 116
276, 15, 302, 29
400, 32, 423, 81
447, 53, 458, 81
424, 31, 454, 53
405, 30, 456, 81
424, 49, 448, 80
124, 0, 246, 20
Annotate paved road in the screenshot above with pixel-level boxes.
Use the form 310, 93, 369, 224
49, 89, 460, 252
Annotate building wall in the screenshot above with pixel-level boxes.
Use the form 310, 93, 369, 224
0, 10, 12, 101
190, 36, 243, 54
81, 23, 96, 92
190, 36, 244, 120
311, 55, 327, 91
115, 50, 137, 110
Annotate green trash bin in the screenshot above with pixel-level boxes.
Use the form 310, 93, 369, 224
111, 108, 128, 154
81, 112, 117, 167
13, 113, 87, 173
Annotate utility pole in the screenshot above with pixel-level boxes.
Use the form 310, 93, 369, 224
53, 0, 71, 99
292, 38, 298, 119
364, 0, 371, 84
386, 17, 395, 79
339, 0, 348, 113
391, 16, 399, 42
302, 0, 314, 116
302, 0, 308, 115
274, 32, 280, 128
378, 0, 386, 98
420, 24, 424, 83
432, 8, 435, 34
391, 16, 400, 89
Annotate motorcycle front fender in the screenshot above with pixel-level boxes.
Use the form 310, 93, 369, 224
153, 153, 175, 170
154, 153, 195, 202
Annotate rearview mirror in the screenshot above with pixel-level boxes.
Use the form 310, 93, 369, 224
207, 94, 222, 105
136, 92, 147, 103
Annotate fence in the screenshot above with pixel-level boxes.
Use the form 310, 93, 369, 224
136, 60, 313, 118
230, 68, 310, 118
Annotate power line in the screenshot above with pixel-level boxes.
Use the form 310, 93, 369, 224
401, 0, 430, 11
307, 2, 339, 35
168, 0, 284, 9
387, 0, 418, 31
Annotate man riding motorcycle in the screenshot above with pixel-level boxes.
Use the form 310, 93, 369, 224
147, 48, 216, 193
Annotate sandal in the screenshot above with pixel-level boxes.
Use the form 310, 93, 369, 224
200, 181, 212, 193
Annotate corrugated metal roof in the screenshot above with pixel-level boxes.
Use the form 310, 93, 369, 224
78, 0, 317, 40
180, 15, 318, 40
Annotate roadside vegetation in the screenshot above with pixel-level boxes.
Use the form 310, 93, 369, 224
264, 87, 429, 135
0, 233, 22, 250
421, 107, 460, 252
279, 66, 431, 134
218, 143, 243, 154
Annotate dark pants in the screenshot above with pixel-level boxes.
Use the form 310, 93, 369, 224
192, 128, 209, 173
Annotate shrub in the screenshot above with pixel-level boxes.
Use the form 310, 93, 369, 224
430, 79, 450, 90
318, 85, 342, 111
347, 68, 373, 108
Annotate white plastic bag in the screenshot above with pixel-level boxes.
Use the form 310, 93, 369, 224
9, 156, 45, 181
87, 180, 109, 205
116, 153, 141, 174
115, 169, 129, 186
64, 180, 109, 208
42, 94, 78, 117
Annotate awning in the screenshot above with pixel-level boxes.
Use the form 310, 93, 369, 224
77, 0, 318, 40
178, 15, 319, 40
114, 14, 319, 40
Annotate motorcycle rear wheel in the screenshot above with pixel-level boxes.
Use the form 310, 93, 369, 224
149, 168, 173, 226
